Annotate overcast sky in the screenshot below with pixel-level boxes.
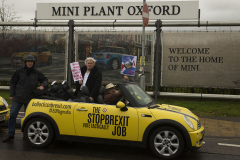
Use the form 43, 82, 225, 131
3, 0, 240, 30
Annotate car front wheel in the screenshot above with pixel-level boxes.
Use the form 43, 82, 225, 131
24, 118, 54, 148
149, 126, 184, 159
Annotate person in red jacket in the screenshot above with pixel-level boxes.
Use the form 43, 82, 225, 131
104, 75, 129, 105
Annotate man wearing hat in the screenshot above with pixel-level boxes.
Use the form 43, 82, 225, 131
104, 75, 129, 105
2, 54, 48, 142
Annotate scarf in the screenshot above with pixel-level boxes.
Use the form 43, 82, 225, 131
24, 65, 34, 76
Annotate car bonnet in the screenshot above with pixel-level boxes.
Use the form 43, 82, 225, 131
150, 103, 199, 120
13, 52, 35, 57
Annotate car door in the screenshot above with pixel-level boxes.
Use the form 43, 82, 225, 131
74, 103, 139, 141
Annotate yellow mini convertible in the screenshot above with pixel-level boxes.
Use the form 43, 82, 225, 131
21, 83, 204, 159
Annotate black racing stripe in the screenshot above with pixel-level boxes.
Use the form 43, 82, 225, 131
157, 108, 198, 122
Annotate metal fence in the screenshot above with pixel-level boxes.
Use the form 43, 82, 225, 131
1, 20, 240, 93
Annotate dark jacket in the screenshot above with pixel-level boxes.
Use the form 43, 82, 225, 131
10, 66, 48, 103
104, 90, 123, 105
75, 65, 102, 102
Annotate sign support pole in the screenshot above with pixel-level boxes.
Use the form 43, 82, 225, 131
154, 19, 162, 102
140, 0, 146, 91
67, 20, 74, 93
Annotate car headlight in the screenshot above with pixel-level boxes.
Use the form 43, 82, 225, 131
1, 97, 9, 108
183, 115, 195, 130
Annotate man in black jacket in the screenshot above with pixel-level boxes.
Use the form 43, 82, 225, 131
75, 57, 102, 102
2, 55, 48, 142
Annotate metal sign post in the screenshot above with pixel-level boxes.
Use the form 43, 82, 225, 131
154, 19, 162, 102
67, 20, 74, 93
140, 0, 148, 91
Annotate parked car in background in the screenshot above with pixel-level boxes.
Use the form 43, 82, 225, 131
10, 46, 52, 66
0, 97, 10, 126
92, 46, 129, 70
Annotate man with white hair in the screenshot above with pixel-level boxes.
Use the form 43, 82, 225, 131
75, 57, 102, 102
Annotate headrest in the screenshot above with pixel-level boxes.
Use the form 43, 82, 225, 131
81, 86, 89, 95
99, 86, 105, 95
61, 84, 69, 91
49, 85, 61, 93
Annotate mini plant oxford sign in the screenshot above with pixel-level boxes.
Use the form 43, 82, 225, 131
37, 1, 199, 20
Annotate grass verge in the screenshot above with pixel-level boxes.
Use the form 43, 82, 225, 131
0, 91, 11, 106
159, 97, 240, 117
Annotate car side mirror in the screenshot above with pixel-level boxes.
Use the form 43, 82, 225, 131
121, 106, 128, 111
116, 101, 125, 108
116, 101, 128, 111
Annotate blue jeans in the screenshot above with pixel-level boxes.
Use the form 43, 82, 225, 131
8, 101, 28, 136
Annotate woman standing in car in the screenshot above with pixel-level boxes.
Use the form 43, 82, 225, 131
75, 57, 102, 103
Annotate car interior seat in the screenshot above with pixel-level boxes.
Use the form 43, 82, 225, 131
97, 86, 105, 104
47, 82, 62, 99
79, 86, 92, 103
60, 83, 72, 101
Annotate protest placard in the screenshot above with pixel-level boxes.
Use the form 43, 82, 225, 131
70, 62, 83, 81
121, 55, 137, 76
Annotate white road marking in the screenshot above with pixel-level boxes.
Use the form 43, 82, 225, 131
218, 143, 240, 148
202, 141, 205, 144
17, 112, 24, 119
1, 129, 21, 133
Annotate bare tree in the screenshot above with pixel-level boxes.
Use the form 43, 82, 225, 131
0, 0, 21, 31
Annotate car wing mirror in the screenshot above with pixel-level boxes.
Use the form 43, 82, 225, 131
116, 101, 128, 111
116, 101, 125, 108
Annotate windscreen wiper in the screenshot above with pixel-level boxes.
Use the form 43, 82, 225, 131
148, 101, 162, 109
148, 105, 159, 109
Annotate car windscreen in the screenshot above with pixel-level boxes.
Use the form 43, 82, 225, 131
98, 47, 110, 52
30, 47, 38, 52
20, 46, 34, 52
98, 47, 118, 53
119, 83, 154, 107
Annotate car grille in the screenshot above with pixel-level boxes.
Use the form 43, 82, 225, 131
0, 105, 7, 111
197, 121, 201, 130
0, 111, 8, 115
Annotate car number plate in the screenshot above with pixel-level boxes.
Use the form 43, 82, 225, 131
14, 60, 21, 62
0, 116, 5, 121
96, 55, 102, 57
